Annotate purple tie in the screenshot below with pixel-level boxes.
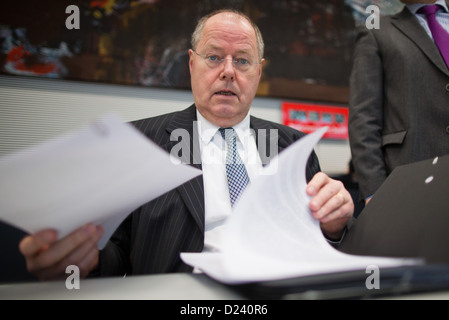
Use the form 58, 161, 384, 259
418, 5, 449, 68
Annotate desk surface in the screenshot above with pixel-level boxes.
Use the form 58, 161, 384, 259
0, 273, 246, 300
1, 273, 449, 300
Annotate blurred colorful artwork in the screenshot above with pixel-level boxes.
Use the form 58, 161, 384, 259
0, 0, 403, 103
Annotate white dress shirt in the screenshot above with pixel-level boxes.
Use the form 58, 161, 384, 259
196, 110, 263, 254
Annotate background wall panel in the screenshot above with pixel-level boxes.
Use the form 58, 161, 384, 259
0, 75, 350, 175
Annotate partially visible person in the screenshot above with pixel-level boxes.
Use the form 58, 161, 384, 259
18, 9, 354, 281
349, 0, 449, 204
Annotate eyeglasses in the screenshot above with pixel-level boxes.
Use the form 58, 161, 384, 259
192, 50, 261, 73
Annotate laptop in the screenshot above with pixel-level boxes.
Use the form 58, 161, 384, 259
339, 154, 449, 264
228, 155, 449, 299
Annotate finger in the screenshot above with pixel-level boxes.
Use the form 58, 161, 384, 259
27, 224, 100, 275
318, 199, 353, 224
335, 192, 346, 207
78, 246, 101, 279
43, 224, 98, 264
309, 180, 344, 213
306, 172, 329, 196
313, 189, 349, 219
51, 243, 99, 280
77, 226, 103, 278
56, 225, 103, 273
31, 225, 103, 280
19, 229, 58, 257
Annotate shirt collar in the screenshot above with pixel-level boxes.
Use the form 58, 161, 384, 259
407, 0, 448, 15
196, 109, 252, 145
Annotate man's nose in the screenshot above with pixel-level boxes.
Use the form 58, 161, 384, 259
220, 59, 235, 80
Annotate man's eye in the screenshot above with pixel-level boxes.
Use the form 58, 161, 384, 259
236, 58, 249, 65
207, 55, 220, 62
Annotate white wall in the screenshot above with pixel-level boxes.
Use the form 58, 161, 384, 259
0, 75, 351, 175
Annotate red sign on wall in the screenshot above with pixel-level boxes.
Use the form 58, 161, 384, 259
282, 102, 349, 140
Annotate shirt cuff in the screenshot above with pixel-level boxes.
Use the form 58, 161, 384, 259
324, 226, 348, 248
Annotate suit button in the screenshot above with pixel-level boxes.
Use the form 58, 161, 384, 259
446, 84, 449, 91
447, 126, 449, 133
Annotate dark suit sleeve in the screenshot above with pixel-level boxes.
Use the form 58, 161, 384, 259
348, 26, 387, 200
306, 151, 320, 183
97, 214, 132, 276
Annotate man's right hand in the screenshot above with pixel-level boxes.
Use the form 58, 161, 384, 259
19, 224, 103, 281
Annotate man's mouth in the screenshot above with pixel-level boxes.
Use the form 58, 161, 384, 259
215, 90, 236, 96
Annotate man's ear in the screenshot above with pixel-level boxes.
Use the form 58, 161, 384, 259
188, 49, 195, 74
258, 58, 265, 78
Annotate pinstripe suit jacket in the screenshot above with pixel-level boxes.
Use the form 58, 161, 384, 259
98, 105, 320, 276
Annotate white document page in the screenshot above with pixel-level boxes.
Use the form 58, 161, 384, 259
181, 127, 420, 284
0, 114, 201, 249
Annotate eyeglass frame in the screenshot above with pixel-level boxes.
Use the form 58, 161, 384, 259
192, 50, 262, 72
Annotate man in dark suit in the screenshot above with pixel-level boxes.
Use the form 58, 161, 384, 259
349, 0, 449, 205
19, 9, 354, 280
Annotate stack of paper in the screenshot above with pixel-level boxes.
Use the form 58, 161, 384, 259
181, 127, 420, 284
0, 114, 201, 249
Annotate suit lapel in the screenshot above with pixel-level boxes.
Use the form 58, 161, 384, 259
250, 116, 288, 166
391, 7, 449, 76
161, 105, 205, 232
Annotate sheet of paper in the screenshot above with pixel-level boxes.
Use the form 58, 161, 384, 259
181, 127, 420, 284
0, 113, 201, 249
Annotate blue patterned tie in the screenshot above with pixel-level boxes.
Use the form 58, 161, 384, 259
219, 128, 250, 207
